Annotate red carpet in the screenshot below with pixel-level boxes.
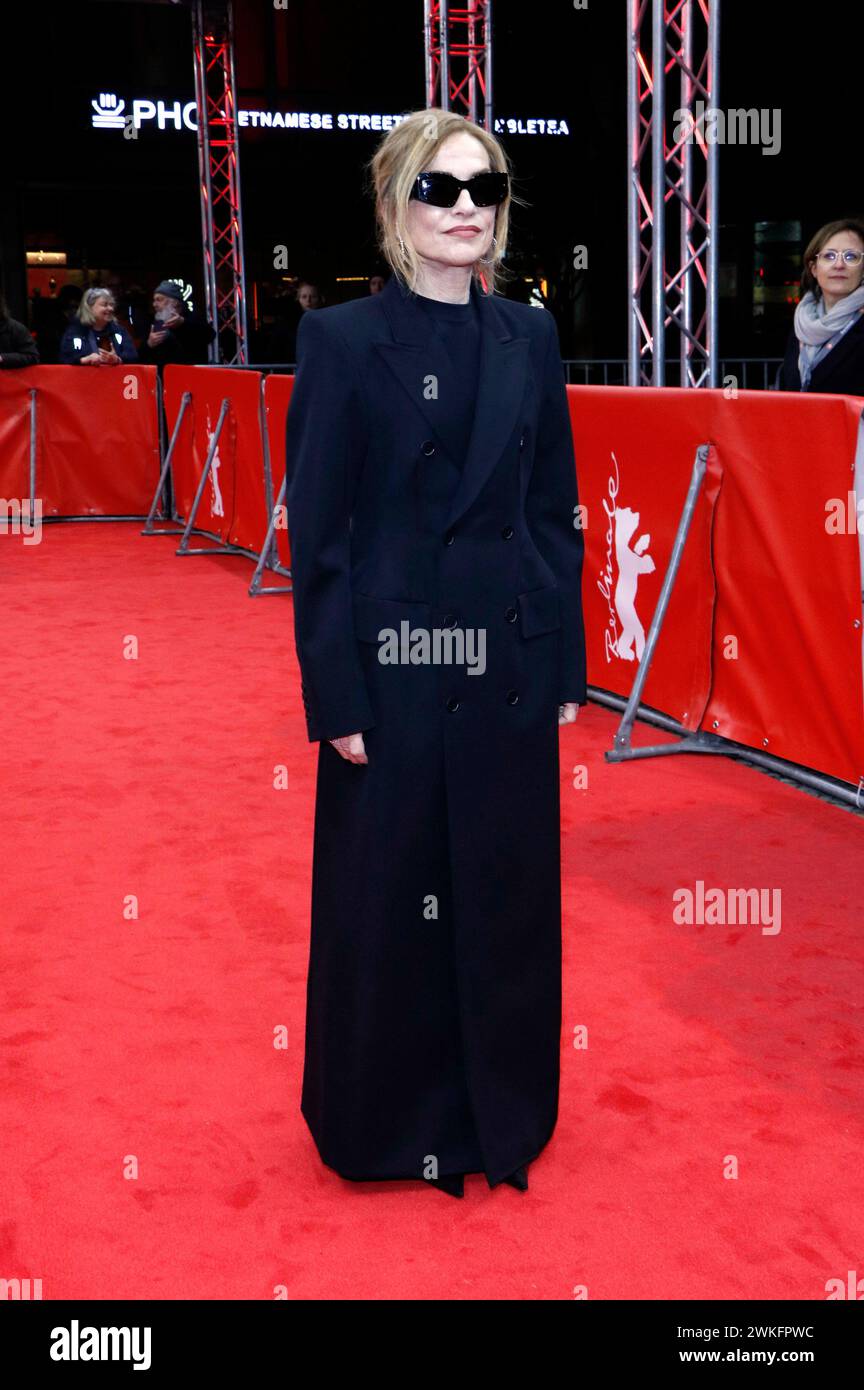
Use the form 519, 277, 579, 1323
2, 521, 862, 1300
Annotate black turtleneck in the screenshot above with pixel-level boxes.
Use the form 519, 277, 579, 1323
414, 289, 481, 470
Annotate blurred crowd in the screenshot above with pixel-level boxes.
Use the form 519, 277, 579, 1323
2, 221, 864, 395
0, 270, 390, 373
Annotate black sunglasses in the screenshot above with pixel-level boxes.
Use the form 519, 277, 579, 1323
410, 170, 509, 209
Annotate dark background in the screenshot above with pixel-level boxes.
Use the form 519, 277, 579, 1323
2, 0, 861, 361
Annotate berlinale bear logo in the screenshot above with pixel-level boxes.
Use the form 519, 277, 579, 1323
597, 452, 655, 662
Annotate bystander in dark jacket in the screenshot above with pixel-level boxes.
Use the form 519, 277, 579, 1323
0, 294, 39, 368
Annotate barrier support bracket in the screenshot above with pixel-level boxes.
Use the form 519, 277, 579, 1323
250, 473, 292, 596
606, 442, 711, 763
143, 390, 191, 537
176, 398, 244, 556
28, 387, 38, 517
600, 439, 863, 811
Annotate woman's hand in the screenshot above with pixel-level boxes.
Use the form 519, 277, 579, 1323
80, 352, 102, 365
98, 348, 120, 366
558, 702, 580, 725
328, 732, 368, 764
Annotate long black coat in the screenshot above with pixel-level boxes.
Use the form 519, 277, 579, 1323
777, 311, 864, 394
285, 272, 587, 1188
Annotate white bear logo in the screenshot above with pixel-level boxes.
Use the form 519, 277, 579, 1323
205, 409, 225, 519
597, 454, 655, 663
613, 507, 655, 660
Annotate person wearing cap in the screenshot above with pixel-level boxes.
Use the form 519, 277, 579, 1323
139, 280, 215, 366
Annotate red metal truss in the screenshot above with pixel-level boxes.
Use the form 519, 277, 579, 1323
192, 0, 248, 364
627, 0, 720, 386
424, 1, 493, 129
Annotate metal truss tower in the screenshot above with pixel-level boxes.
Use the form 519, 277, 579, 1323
627, 0, 720, 386
423, 1, 494, 130
191, 0, 248, 364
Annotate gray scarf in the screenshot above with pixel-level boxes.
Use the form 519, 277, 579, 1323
795, 285, 864, 389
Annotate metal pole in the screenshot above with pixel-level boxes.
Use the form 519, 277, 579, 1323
680, 0, 693, 386
176, 396, 230, 554
706, 0, 721, 388
142, 391, 191, 535
651, 0, 665, 385
257, 377, 278, 569
28, 387, 37, 520
611, 443, 711, 752
249, 473, 292, 596
424, 0, 434, 106
485, 0, 493, 132
192, 0, 220, 363
595, 687, 864, 812
440, 0, 449, 109
626, 0, 639, 385
468, 4, 476, 124
224, 0, 248, 364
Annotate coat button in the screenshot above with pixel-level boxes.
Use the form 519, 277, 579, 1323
501, 525, 514, 540
504, 606, 517, 623
421, 440, 436, 456
446, 696, 460, 712
443, 613, 458, 629
506, 689, 520, 705
519, 434, 525, 449
443, 531, 455, 545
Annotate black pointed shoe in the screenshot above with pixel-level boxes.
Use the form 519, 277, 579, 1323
428, 1172, 465, 1198
502, 1165, 528, 1192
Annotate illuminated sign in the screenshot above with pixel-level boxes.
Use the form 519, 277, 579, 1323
90, 94, 570, 137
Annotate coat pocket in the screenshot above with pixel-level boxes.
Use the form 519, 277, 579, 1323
352, 593, 433, 643
517, 585, 561, 638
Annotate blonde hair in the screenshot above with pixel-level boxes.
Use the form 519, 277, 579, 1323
367, 109, 523, 296
78, 287, 115, 326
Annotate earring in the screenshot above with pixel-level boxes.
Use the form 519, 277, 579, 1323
397, 234, 407, 258
479, 235, 498, 266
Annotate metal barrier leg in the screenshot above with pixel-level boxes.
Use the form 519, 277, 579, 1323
28, 388, 37, 519
176, 398, 240, 556
143, 390, 191, 536
249, 474, 292, 596
248, 376, 292, 595
601, 438, 864, 809
606, 442, 716, 763
594, 686, 864, 810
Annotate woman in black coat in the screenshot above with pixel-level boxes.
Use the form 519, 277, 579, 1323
285, 109, 587, 1199
777, 218, 864, 395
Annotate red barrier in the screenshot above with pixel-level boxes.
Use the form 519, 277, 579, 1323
262, 373, 295, 568
568, 385, 864, 786
0, 375, 31, 504
6, 361, 860, 787
162, 365, 269, 554
0, 366, 160, 516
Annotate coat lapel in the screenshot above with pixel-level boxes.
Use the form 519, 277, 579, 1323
373, 273, 529, 530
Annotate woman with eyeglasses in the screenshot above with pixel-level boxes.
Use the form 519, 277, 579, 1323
778, 218, 864, 394
285, 109, 587, 1200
